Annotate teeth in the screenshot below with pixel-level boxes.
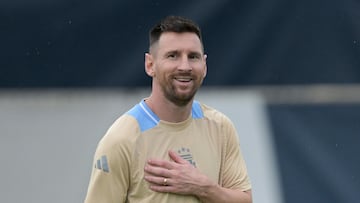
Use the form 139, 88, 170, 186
175, 78, 192, 82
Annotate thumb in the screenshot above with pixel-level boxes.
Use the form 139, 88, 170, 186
168, 150, 188, 164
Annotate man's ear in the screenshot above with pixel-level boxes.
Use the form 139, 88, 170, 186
145, 53, 155, 77
203, 54, 208, 78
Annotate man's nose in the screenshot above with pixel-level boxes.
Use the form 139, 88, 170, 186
178, 56, 192, 71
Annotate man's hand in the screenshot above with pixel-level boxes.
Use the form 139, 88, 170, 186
144, 150, 252, 203
143, 150, 212, 196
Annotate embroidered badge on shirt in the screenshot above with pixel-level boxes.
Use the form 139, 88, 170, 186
177, 147, 196, 167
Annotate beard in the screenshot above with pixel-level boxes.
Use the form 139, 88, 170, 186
161, 74, 203, 107
163, 85, 197, 107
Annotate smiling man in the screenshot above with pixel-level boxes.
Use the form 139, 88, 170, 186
84, 15, 252, 203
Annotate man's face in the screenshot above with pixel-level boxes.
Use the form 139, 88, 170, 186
146, 32, 207, 106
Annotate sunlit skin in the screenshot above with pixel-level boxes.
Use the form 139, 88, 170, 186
145, 32, 207, 122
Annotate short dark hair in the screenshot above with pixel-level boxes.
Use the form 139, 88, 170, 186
149, 16, 203, 50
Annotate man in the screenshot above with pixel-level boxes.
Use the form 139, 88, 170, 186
84, 15, 252, 203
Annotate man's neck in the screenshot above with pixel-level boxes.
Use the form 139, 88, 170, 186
145, 95, 193, 123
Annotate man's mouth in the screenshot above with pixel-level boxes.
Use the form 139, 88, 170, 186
174, 77, 192, 82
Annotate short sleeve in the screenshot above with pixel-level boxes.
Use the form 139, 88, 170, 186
221, 116, 252, 191
84, 116, 137, 203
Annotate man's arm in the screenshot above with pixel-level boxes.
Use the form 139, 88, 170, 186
84, 118, 133, 203
144, 150, 252, 203
196, 185, 252, 203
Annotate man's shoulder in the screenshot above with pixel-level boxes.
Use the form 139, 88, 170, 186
109, 113, 140, 133
197, 102, 233, 124
99, 114, 140, 144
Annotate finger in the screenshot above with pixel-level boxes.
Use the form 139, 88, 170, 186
144, 175, 172, 186
146, 158, 174, 170
148, 184, 175, 193
168, 150, 188, 164
144, 164, 172, 177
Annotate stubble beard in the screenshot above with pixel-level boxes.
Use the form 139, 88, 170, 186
162, 78, 201, 107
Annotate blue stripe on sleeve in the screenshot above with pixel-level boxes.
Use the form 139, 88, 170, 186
192, 101, 204, 119
127, 101, 159, 132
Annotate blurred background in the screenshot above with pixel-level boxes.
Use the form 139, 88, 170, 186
1, 0, 359, 202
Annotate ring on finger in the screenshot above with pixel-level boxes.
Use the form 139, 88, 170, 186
163, 178, 168, 186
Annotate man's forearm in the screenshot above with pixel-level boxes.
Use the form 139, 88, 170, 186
196, 183, 252, 203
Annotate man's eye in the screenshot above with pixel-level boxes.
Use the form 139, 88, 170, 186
189, 54, 200, 60
167, 54, 177, 59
